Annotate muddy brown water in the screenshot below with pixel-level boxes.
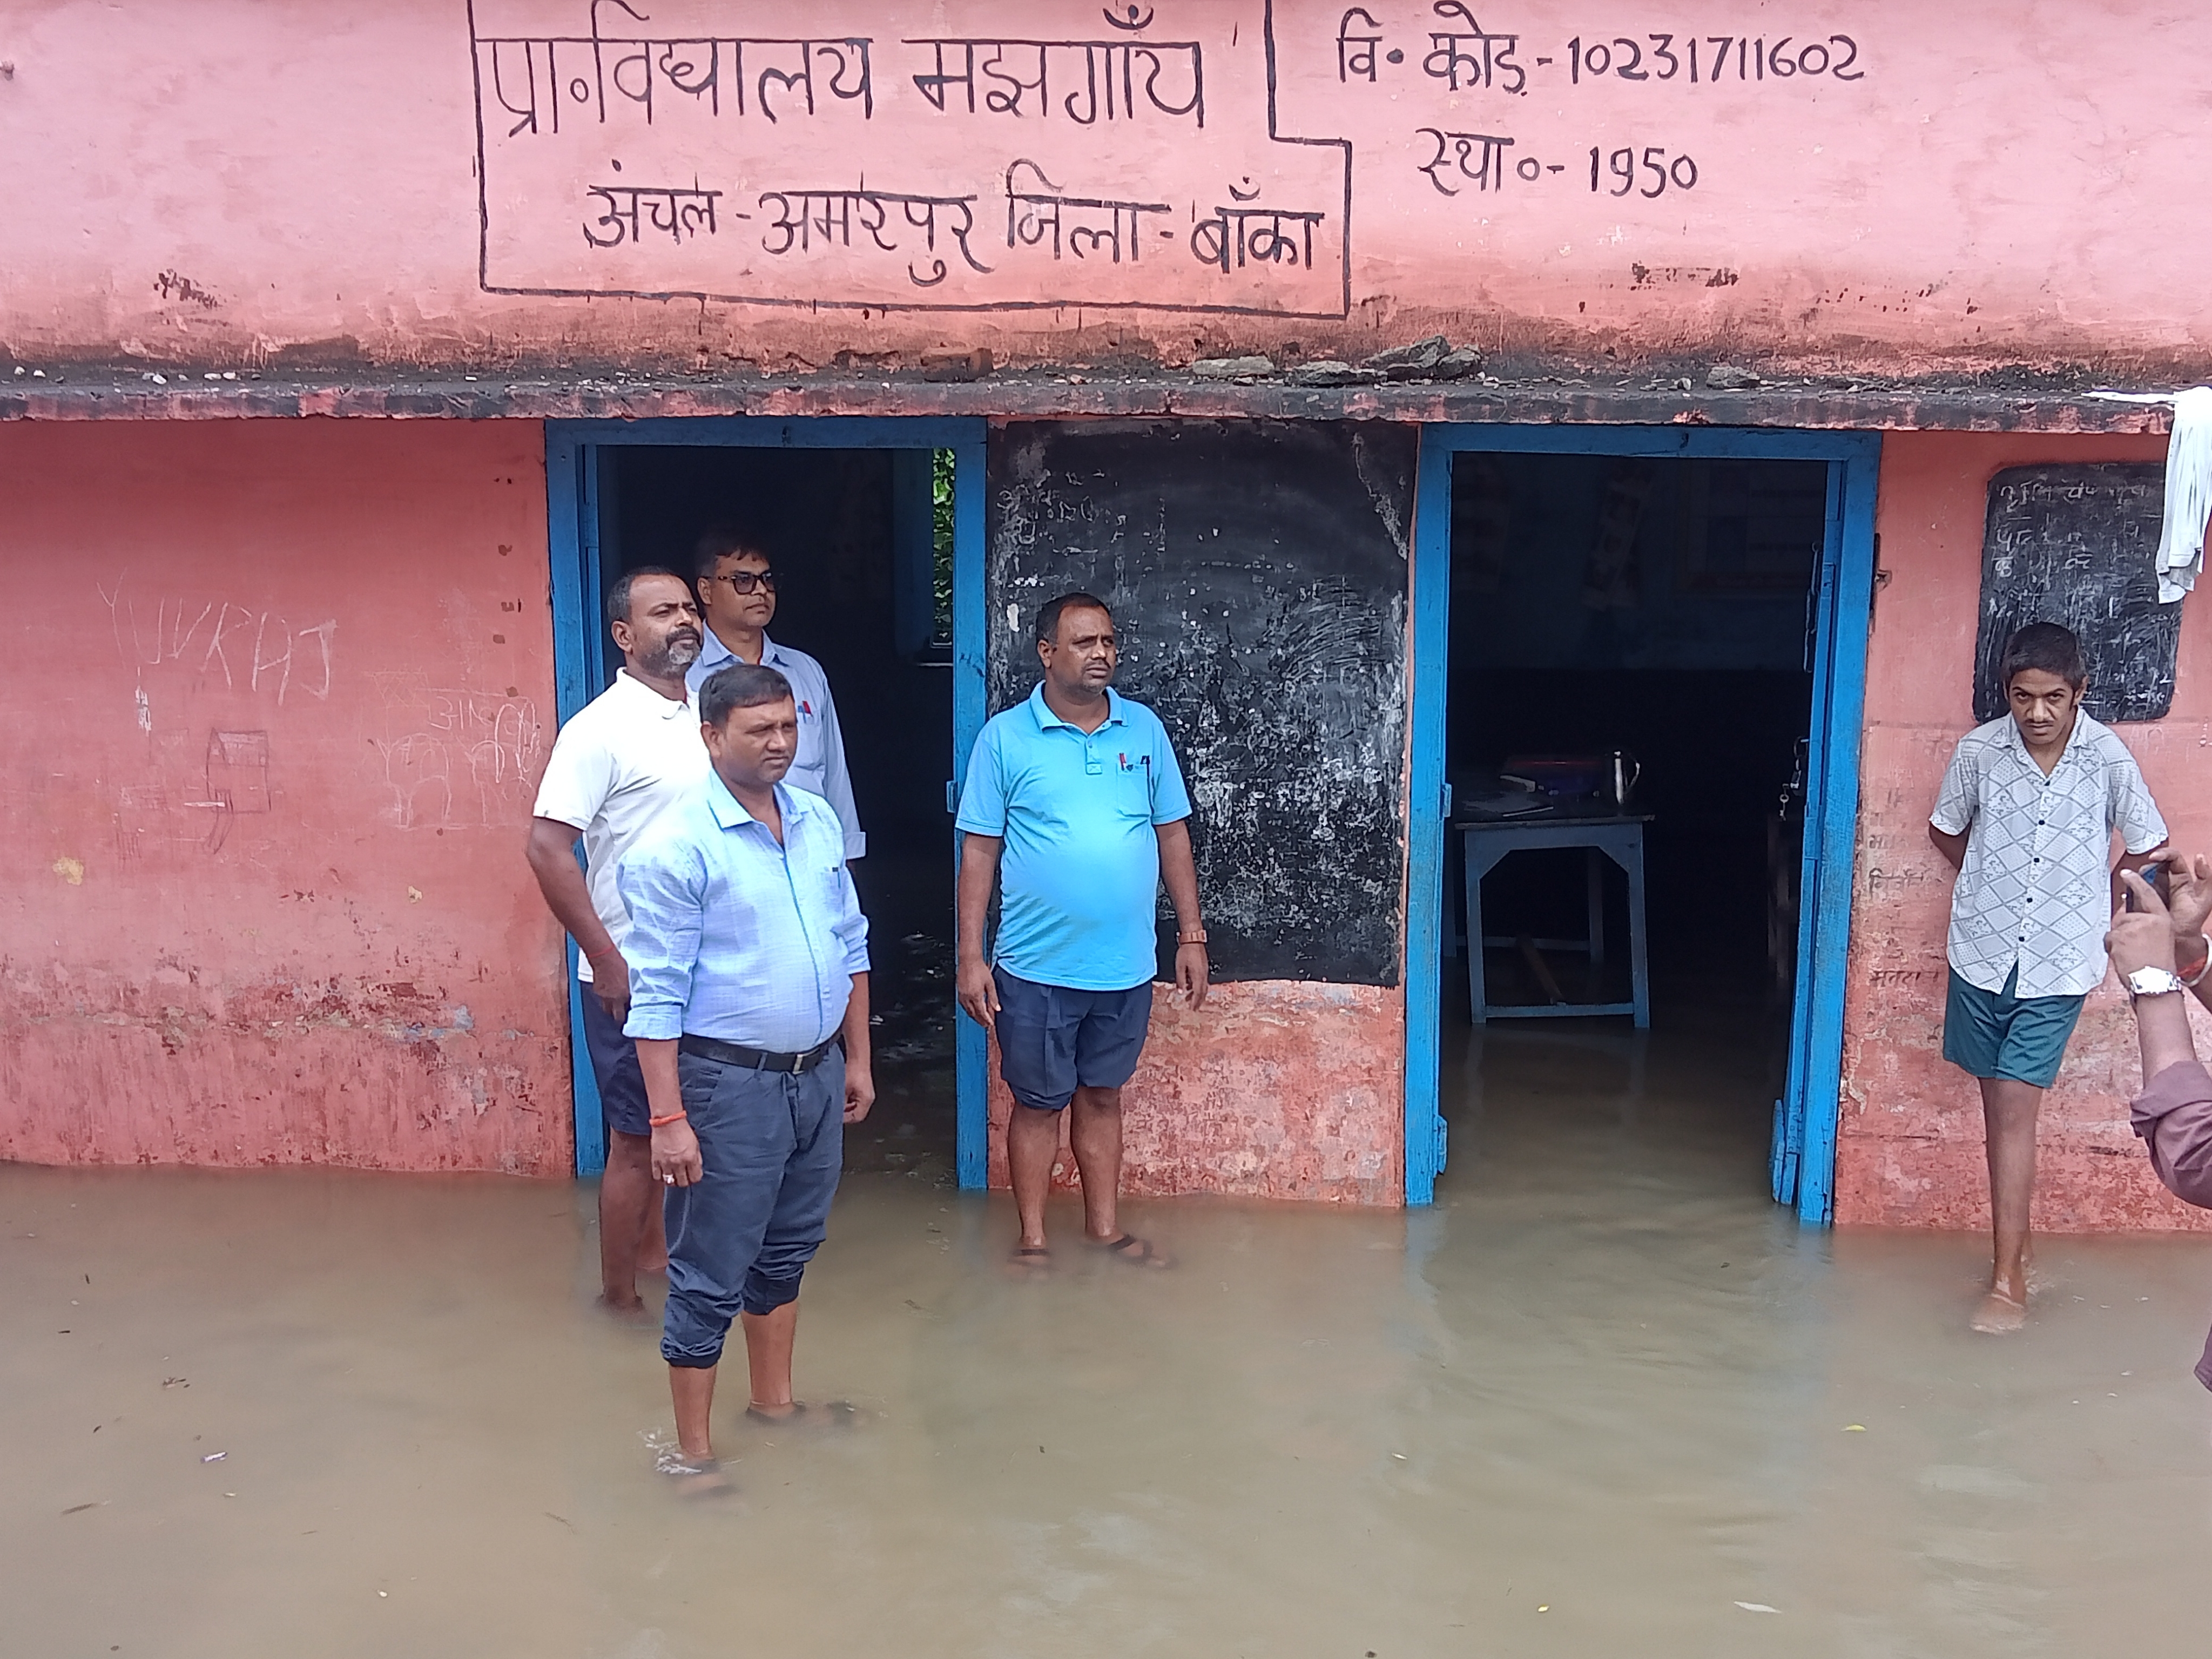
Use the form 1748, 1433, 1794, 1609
6, 1016, 2210, 1658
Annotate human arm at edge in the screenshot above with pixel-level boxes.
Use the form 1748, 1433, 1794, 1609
840, 973, 874, 1123
955, 833, 1003, 1030
2162, 853, 2212, 1010
525, 816, 627, 1015
814, 684, 867, 861
1155, 817, 1210, 1009
2109, 869, 2212, 1208
638, 1038, 703, 1186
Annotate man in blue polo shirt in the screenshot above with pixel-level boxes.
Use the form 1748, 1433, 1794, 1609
955, 591, 1209, 1270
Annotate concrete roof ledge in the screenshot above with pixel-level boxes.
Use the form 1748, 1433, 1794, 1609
0, 367, 2179, 434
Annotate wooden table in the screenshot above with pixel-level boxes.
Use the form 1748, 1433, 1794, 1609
1459, 811, 1651, 1027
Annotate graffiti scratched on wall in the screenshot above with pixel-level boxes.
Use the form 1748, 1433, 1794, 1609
370, 679, 545, 830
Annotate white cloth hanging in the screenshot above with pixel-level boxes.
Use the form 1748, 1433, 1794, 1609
2155, 386, 2212, 604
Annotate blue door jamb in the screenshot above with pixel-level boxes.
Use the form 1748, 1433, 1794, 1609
1403, 424, 1881, 1219
1791, 437, 1880, 1225
543, 416, 991, 1183
948, 441, 990, 1189
1405, 430, 1454, 1206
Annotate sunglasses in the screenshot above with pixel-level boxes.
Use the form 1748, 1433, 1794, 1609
707, 568, 777, 594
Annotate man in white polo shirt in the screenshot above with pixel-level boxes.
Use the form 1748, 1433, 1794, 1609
527, 568, 709, 1313
685, 529, 865, 860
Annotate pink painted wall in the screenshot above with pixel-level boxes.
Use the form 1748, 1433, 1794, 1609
986, 983, 1406, 1206
0, 419, 571, 1174
1837, 431, 2212, 1233
1, 2, 2206, 377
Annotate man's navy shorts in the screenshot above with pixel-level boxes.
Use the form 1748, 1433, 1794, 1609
992, 967, 1153, 1112
1941, 965, 2086, 1090
578, 986, 651, 1137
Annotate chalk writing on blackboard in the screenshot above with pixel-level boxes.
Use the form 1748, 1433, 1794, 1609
1973, 464, 2176, 725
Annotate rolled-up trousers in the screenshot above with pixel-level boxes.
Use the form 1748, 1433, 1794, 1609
659, 1049, 844, 1370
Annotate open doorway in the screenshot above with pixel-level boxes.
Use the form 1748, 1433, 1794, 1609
549, 430, 977, 1185
1405, 430, 1880, 1218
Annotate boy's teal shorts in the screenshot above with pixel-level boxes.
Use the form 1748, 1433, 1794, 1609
1941, 965, 2086, 1089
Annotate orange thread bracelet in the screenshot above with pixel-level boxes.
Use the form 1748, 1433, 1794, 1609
648, 1111, 687, 1128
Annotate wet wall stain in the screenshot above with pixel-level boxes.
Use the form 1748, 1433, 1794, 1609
982, 980, 1404, 1204
0, 963, 562, 1174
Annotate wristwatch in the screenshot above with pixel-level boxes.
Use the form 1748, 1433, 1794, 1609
2126, 966, 2188, 1000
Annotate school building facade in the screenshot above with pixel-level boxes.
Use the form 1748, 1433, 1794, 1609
1, 0, 2206, 1232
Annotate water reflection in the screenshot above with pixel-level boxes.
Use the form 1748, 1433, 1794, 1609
4, 1017, 2208, 1657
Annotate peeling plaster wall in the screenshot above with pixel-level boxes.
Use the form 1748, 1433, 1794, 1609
987, 983, 1406, 1206
0, 419, 571, 1174
1837, 430, 2212, 1233
1, 2, 2208, 379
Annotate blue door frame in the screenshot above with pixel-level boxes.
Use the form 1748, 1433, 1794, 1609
543, 416, 989, 1182
1405, 424, 1881, 1221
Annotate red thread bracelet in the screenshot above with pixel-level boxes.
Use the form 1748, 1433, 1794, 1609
649, 1111, 687, 1128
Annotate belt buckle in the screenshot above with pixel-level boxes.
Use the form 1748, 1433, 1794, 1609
786, 1049, 806, 1074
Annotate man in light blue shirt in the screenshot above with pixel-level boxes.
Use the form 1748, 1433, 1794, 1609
685, 530, 866, 859
619, 662, 874, 1488
955, 592, 1209, 1272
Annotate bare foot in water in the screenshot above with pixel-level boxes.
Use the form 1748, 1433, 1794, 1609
745, 1400, 859, 1432
662, 1455, 729, 1496
1970, 1287, 2027, 1334
598, 1291, 653, 1324
1092, 1232, 1171, 1270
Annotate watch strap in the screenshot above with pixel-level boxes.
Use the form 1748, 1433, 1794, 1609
2128, 966, 2187, 998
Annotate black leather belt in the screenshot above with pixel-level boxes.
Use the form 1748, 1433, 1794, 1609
679, 1033, 839, 1075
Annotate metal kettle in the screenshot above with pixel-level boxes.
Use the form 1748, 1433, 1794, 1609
1608, 751, 1642, 807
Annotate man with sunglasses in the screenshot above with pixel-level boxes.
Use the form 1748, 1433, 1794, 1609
685, 530, 865, 860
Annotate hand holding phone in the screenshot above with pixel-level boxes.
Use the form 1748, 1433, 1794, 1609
2127, 855, 2174, 913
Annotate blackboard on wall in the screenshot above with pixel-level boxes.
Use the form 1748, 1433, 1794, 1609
985, 421, 1414, 986
1973, 464, 2176, 723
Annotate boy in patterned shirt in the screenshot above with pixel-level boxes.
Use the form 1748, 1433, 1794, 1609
1928, 623, 2167, 1335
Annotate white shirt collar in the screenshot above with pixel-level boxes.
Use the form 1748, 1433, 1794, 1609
614, 667, 696, 718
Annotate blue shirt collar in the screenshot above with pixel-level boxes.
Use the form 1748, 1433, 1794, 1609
705, 768, 811, 832
1026, 683, 1126, 732
700, 629, 786, 672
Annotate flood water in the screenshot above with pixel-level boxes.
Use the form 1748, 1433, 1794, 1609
7, 1007, 2211, 1658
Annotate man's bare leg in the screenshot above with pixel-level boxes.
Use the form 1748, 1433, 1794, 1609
639, 1193, 669, 1276
741, 1301, 800, 1413
1069, 1087, 1167, 1264
670, 1363, 718, 1463
1068, 1085, 1125, 1242
599, 1129, 657, 1310
1973, 1076, 2042, 1333
1007, 1102, 1065, 1252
